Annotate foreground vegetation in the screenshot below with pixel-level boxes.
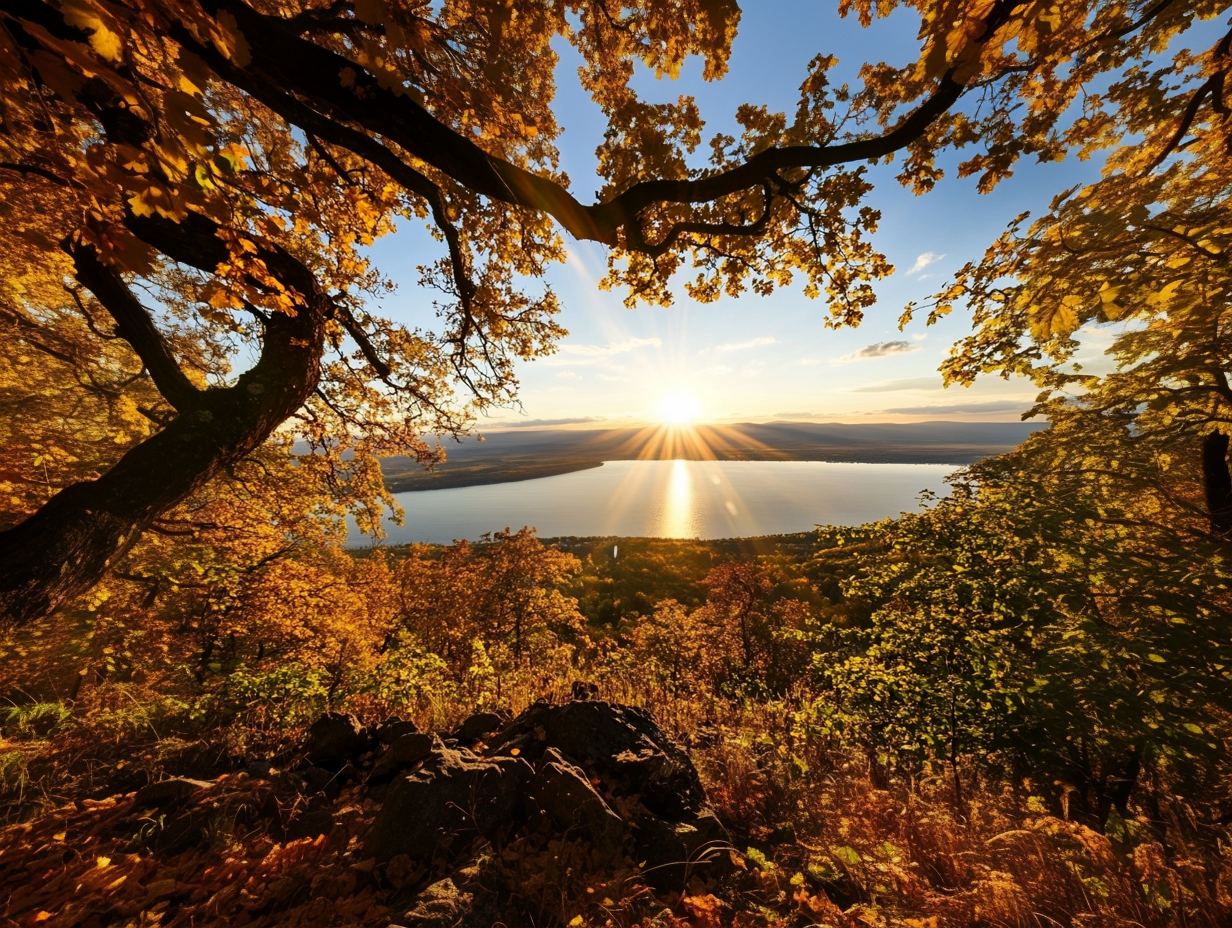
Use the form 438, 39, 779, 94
3, 405, 1231, 926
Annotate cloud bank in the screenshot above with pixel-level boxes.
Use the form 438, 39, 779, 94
882, 400, 1028, 415
489, 416, 601, 429
850, 376, 941, 393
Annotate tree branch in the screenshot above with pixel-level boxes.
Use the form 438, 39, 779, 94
338, 308, 392, 378
65, 241, 202, 412
169, 0, 1019, 251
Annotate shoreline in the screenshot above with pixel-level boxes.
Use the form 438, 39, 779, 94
385, 451, 978, 493
385, 459, 604, 493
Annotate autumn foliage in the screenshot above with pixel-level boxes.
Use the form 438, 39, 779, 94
3, 0, 1230, 620
5, 0, 1232, 925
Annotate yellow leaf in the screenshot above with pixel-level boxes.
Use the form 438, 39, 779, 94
211, 11, 252, 67
1030, 295, 1080, 340
1150, 279, 1183, 306
61, 0, 123, 61
1099, 283, 1125, 320
921, 38, 950, 82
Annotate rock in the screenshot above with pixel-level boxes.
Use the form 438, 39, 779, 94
488, 701, 733, 889
488, 701, 709, 819
529, 748, 626, 859
300, 765, 337, 796
365, 746, 532, 863
369, 732, 436, 783
305, 712, 367, 768
453, 712, 503, 744
134, 777, 212, 809
376, 718, 421, 744
244, 759, 275, 779
366, 701, 736, 903
635, 810, 733, 890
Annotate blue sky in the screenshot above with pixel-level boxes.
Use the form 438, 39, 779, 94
367, 2, 1111, 429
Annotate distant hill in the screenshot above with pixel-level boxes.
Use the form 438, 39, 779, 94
381, 420, 1045, 492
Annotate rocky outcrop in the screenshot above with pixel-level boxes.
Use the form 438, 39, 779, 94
365, 745, 532, 863
376, 718, 421, 744
528, 747, 626, 858
366, 699, 734, 901
452, 711, 504, 744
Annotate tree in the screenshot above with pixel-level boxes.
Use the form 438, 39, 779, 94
1, 0, 1222, 623
905, 14, 1232, 531
391, 528, 583, 688
822, 428, 1232, 823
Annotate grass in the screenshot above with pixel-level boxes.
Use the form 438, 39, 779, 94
0, 666, 1228, 928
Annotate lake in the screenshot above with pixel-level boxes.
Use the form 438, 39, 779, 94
365, 460, 957, 544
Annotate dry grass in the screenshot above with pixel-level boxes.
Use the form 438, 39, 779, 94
2, 663, 1230, 927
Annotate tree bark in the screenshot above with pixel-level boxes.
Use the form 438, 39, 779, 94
1202, 431, 1232, 536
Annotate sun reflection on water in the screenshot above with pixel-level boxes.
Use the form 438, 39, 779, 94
658, 459, 695, 537
600, 424, 777, 537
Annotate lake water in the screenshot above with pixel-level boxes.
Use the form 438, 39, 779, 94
368, 460, 957, 544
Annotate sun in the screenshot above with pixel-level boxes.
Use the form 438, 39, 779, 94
657, 392, 700, 424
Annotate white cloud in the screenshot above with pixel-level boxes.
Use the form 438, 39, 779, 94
491, 416, 599, 429
715, 336, 776, 353
546, 336, 662, 365
798, 357, 823, 366
911, 333, 927, 341
837, 340, 920, 362
555, 371, 581, 380
908, 252, 945, 275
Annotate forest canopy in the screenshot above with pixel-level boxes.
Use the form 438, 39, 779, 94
3, 0, 1230, 623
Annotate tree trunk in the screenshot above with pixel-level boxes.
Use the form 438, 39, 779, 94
0, 231, 328, 626
1202, 431, 1232, 536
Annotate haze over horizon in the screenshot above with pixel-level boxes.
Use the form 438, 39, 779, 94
364, 2, 1114, 431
